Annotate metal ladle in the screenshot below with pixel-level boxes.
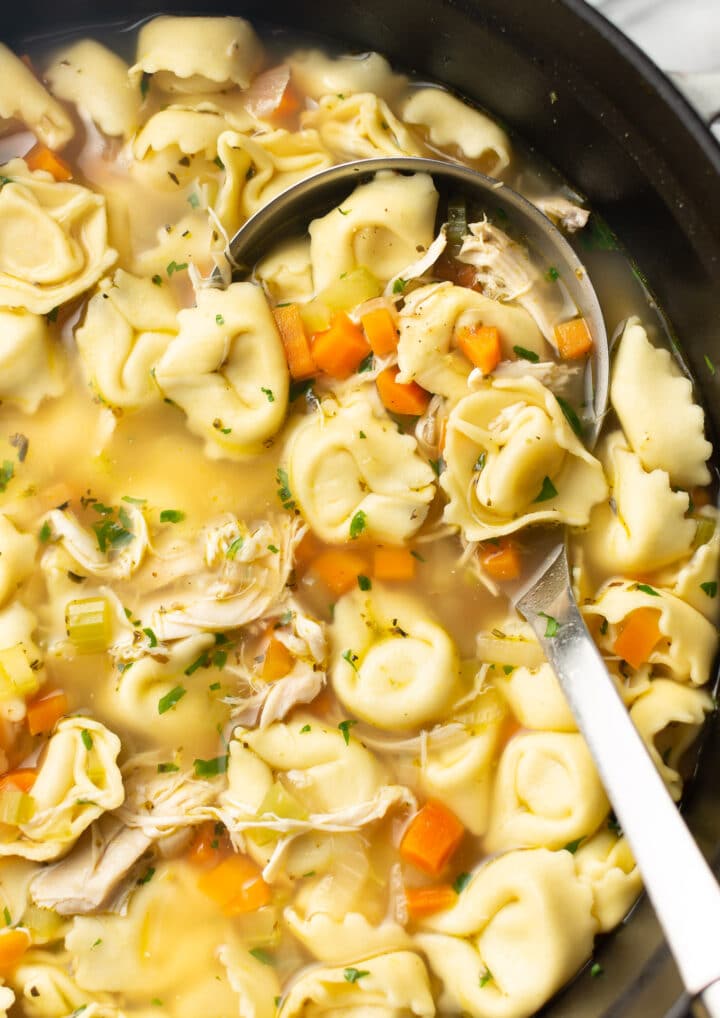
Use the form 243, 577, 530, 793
225, 156, 720, 1016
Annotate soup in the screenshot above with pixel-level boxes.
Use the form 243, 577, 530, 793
0, 15, 716, 1018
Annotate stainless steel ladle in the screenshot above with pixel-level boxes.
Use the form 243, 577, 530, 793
225, 156, 720, 1016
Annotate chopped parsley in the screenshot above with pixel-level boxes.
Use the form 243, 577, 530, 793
452, 872, 472, 894
563, 837, 584, 854
166, 260, 188, 276
546, 266, 560, 282
249, 948, 273, 965
226, 536, 244, 559
267, 544, 279, 554
300, 724, 311, 734
160, 509, 185, 523
92, 504, 134, 553
143, 627, 158, 648
338, 207, 351, 216
599, 618, 609, 636
479, 968, 493, 988
213, 651, 227, 671
215, 313, 225, 326
157, 762, 179, 773
261, 387, 275, 402
634, 583, 660, 596
194, 754, 229, 778
209, 680, 222, 690
357, 574, 372, 591
122, 495, 147, 505
214, 155, 224, 170
701, 581, 718, 598
393, 277, 407, 294
338, 719, 358, 745
184, 651, 210, 676
474, 452, 487, 472
556, 396, 584, 439
513, 345, 540, 363
349, 510, 367, 539
538, 611, 560, 638
276, 467, 296, 512
3, 907, 10, 926
343, 967, 369, 983
0, 460, 14, 492
358, 352, 374, 373
704, 354, 716, 376
532, 476, 558, 502
140, 73, 150, 98
503, 665, 515, 675
429, 457, 445, 477
590, 962, 604, 978
46, 306, 59, 323
342, 649, 359, 671
81, 729, 93, 751
137, 867, 155, 885
158, 685, 186, 715
410, 549, 426, 562
289, 377, 315, 402
39, 521, 52, 543
607, 812, 622, 836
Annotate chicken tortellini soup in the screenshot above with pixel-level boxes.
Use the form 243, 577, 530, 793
0, 14, 716, 1018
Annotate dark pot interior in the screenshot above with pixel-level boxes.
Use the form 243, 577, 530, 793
4, 2, 720, 1015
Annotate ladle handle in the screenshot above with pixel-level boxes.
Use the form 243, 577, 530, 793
518, 547, 720, 1005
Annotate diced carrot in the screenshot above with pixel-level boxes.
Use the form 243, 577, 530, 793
613, 607, 662, 670
456, 324, 502, 375
263, 637, 294, 681
311, 549, 369, 597
0, 769, 37, 794
311, 313, 371, 379
272, 82, 301, 120
0, 928, 31, 973
400, 800, 465, 876
479, 539, 522, 581
294, 530, 322, 572
373, 546, 416, 581
555, 317, 593, 360
26, 690, 69, 736
405, 884, 457, 920
361, 307, 399, 357
273, 305, 316, 380
197, 853, 271, 915
24, 143, 73, 182
376, 366, 431, 416
187, 821, 231, 867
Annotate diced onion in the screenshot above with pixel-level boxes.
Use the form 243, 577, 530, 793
0, 645, 40, 700
0, 788, 35, 825
242, 64, 291, 119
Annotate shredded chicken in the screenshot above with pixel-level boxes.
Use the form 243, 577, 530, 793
534, 195, 590, 233
384, 225, 448, 298
113, 754, 219, 838
230, 661, 326, 728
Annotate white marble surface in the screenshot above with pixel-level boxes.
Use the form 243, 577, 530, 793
587, 0, 720, 134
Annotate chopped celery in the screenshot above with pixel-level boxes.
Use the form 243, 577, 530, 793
0, 645, 40, 700
66, 598, 111, 654
21, 904, 64, 942
299, 300, 332, 335
258, 780, 308, 821
0, 788, 35, 825
693, 516, 716, 549
319, 267, 382, 313
447, 196, 468, 251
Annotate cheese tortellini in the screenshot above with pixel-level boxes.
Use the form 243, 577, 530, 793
0, 309, 64, 412
284, 398, 436, 544
0, 718, 123, 861
441, 377, 608, 540
329, 585, 461, 731
154, 282, 289, 458
301, 93, 424, 161
416, 849, 596, 1018
45, 40, 141, 138
0, 160, 116, 314
0, 43, 73, 149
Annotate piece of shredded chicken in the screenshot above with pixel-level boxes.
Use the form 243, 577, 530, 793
534, 195, 590, 233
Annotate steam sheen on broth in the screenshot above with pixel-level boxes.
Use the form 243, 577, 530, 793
0, 15, 716, 1018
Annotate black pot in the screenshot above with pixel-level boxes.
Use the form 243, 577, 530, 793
4, 3, 720, 1015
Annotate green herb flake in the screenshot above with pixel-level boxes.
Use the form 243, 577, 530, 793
213, 155, 224, 170
705, 354, 716, 376
701, 581, 718, 598
338, 719, 358, 745
513, 345, 540, 363
81, 729, 93, 751
215, 313, 225, 326
300, 724, 311, 734
39, 521, 52, 543
357, 574, 372, 591
0, 460, 14, 492
452, 872, 472, 894
2, 907, 10, 926
590, 962, 604, 978
429, 457, 445, 477
213, 651, 227, 671
143, 627, 158, 648
151, 999, 163, 1007
338, 207, 351, 216
410, 549, 426, 562
479, 968, 493, 988
393, 277, 407, 294
160, 509, 185, 524
137, 867, 155, 885
349, 510, 367, 539
342, 649, 359, 671
209, 681, 222, 692
607, 813, 622, 836
538, 611, 560, 638
193, 755, 229, 778
261, 387, 275, 402
249, 947, 273, 965
503, 665, 515, 675
187, 192, 200, 209
46, 306, 59, 323
276, 467, 296, 512
358, 352, 374, 373
157, 762, 179, 773
546, 266, 560, 282
563, 837, 584, 854
140, 72, 150, 99
274, 996, 282, 1009
473, 451, 487, 473
226, 536, 244, 559
166, 260, 188, 277
343, 967, 369, 983
635, 583, 660, 596
91, 938, 102, 948
121, 495, 147, 506
533, 476, 558, 503
158, 685, 186, 715
599, 618, 609, 636
556, 396, 584, 439
184, 652, 209, 676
